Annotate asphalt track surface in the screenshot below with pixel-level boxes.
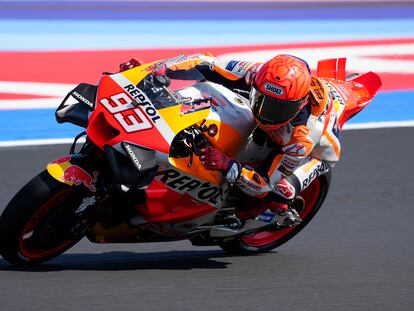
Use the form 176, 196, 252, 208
0, 128, 414, 311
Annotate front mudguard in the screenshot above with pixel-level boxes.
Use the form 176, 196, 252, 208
47, 153, 103, 193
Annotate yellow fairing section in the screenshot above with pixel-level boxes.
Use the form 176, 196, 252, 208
203, 120, 244, 157
119, 61, 159, 85
169, 156, 221, 185
159, 105, 210, 134
333, 98, 341, 113
47, 162, 72, 186
168, 58, 205, 71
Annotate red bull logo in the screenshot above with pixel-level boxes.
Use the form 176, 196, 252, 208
60, 165, 99, 192
180, 98, 211, 115
47, 155, 99, 192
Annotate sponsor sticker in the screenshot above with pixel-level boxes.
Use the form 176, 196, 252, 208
275, 179, 295, 199
235, 175, 264, 195
71, 90, 94, 108
61, 165, 99, 192
302, 161, 329, 188
225, 161, 241, 184
155, 168, 221, 206
327, 83, 345, 107
75, 196, 97, 215
225, 60, 239, 71
233, 61, 247, 73
282, 143, 307, 156
256, 211, 276, 224
264, 83, 284, 96
180, 98, 211, 115
281, 157, 300, 170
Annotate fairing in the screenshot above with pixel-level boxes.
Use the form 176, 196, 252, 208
47, 58, 381, 243
316, 58, 382, 128
49, 61, 256, 241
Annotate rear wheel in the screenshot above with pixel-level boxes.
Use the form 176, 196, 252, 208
0, 170, 95, 265
219, 173, 331, 254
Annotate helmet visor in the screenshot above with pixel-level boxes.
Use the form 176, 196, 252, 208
250, 87, 307, 125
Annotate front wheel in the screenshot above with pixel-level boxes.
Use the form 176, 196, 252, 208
0, 171, 96, 265
219, 173, 331, 254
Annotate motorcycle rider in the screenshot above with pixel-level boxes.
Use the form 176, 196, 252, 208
120, 53, 340, 226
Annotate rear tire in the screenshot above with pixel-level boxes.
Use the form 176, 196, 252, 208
0, 171, 91, 265
219, 173, 331, 254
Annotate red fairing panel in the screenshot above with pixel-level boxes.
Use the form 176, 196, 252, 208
87, 75, 170, 153
338, 71, 382, 127
136, 180, 216, 223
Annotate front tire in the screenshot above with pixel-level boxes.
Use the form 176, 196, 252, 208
0, 171, 92, 265
219, 173, 331, 254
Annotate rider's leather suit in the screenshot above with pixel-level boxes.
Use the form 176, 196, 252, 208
164, 53, 341, 201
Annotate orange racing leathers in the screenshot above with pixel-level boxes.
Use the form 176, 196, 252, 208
164, 53, 340, 201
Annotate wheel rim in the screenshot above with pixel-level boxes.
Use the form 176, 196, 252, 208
18, 189, 78, 260
242, 178, 321, 247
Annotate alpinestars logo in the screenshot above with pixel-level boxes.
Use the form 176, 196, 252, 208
282, 143, 307, 156
275, 179, 295, 199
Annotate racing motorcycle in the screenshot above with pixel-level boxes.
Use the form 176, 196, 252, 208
0, 58, 381, 265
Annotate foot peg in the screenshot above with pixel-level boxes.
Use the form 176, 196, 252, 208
276, 208, 302, 227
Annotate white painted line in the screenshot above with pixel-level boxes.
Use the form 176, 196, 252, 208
0, 82, 75, 110
1, 121, 414, 147
220, 43, 414, 74
0, 138, 86, 148
343, 120, 414, 130
19, 0, 411, 2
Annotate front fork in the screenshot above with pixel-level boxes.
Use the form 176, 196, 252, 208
45, 143, 110, 237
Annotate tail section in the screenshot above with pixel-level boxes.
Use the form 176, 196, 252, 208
317, 58, 347, 81
338, 71, 382, 128
351, 71, 382, 99
316, 58, 382, 128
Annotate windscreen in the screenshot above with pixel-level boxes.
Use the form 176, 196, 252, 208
136, 74, 180, 109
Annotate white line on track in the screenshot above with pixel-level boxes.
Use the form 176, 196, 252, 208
0, 82, 74, 110
0, 138, 86, 148
342, 120, 414, 130
1, 121, 413, 147
220, 43, 414, 74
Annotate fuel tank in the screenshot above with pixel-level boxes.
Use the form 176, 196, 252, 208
175, 82, 255, 156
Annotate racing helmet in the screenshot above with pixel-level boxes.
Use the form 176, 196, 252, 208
250, 54, 312, 131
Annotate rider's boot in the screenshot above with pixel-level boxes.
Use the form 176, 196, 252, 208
235, 195, 303, 226
206, 196, 304, 238
235, 196, 268, 221
268, 196, 304, 227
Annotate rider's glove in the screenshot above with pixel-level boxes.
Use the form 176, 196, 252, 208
199, 146, 231, 170
152, 63, 167, 76
199, 147, 242, 184
119, 57, 143, 72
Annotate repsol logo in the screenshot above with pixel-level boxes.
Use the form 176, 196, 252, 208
124, 84, 161, 123
156, 168, 221, 205
302, 162, 329, 188
264, 83, 284, 96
